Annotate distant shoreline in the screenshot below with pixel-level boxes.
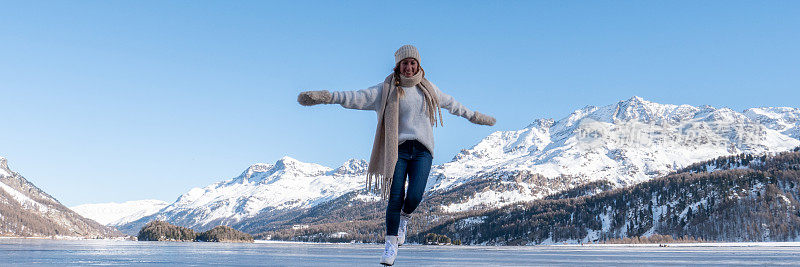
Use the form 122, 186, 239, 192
557, 241, 800, 247
0, 236, 129, 241
3, 237, 800, 248
256, 240, 800, 247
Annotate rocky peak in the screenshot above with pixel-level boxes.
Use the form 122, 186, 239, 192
743, 107, 800, 138
527, 118, 555, 129
0, 156, 8, 176
333, 159, 368, 176
623, 95, 648, 105
611, 96, 660, 123
273, 156, 301, 170
239, 163, 273, 181
267, 156, 330, 178
228, 156, 335, 186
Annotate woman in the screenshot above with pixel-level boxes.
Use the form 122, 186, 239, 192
297, 45, 495, 265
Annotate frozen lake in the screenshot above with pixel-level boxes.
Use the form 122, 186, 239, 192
2, 238, 800, 266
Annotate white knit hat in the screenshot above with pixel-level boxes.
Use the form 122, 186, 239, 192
394, 45, 421, 65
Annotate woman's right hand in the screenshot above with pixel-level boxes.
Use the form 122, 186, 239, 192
297, 90, 333, 106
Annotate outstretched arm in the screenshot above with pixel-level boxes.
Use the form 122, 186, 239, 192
330, 84, 382, 111
297, 84, 383, 111
435, 85, 496, 126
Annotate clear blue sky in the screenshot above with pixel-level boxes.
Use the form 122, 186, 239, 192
1, 1, 798, 206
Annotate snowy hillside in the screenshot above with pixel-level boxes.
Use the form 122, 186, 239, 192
70, 199, 169, 226
0, 156, 119, 237
427, 97, 800, 211
118, 157, 368, 233
744, 107, 800, 140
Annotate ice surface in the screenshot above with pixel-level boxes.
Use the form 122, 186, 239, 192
2, 239, 800, 266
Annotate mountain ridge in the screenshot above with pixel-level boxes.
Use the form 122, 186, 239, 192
425, 97, 798, 211
115, 157, 369, 234
103, 97, 800, 236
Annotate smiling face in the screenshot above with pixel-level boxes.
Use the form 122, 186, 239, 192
397, 58, 419, 77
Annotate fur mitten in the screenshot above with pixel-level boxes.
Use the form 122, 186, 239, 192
297, 90, 332, 106
469, 111, 496, 126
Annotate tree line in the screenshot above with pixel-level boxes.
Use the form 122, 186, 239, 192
137, 221, 253, 242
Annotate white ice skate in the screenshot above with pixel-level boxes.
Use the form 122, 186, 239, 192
397, 212, 411, 246
380, 235, 399, 266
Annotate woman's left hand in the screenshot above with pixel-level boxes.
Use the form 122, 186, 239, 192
469, 111, 496, 126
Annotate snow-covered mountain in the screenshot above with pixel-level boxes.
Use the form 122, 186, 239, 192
0, 156, 119, 237
118, 157, 368, 233
119, 97, 800, 235
70, 199, 169, 226
427, 97, 800, 211
420, 150, 800, 245
744, 107, 800, 140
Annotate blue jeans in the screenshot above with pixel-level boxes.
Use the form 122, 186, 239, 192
385, 140, 432, 236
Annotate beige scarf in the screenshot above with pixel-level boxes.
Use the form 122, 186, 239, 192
366, 70, 444, 199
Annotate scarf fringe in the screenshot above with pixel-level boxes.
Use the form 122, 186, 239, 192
366, 172, 392, 199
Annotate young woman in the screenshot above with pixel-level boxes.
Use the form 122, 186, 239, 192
297, 45, 495, 265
